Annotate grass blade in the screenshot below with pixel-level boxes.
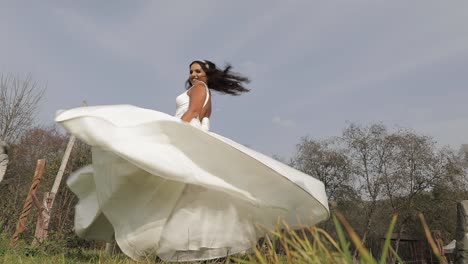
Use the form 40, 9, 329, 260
332, 213, 353, 263
379, 214, 398, 264
418, 213, 448, 264
389, 245, 405, 264
335, 211, 376, 264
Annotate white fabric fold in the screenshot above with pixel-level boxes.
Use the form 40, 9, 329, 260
57, 105, 329, 261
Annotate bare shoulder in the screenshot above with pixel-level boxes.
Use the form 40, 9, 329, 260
188, 82, 207, 96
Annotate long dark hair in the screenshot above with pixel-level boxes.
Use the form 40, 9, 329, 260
186, 60, 250, 95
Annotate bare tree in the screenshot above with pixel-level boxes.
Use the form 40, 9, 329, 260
0, 73, 45, 143
292, 137, 351, 201
381, 130, 466, 260
340, 124, 467, 259
341, 123, 391, 251
274, 122, 468, 261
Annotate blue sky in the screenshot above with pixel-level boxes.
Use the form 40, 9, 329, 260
1, 1, 468, 158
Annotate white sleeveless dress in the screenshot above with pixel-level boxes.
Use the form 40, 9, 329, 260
174, 81, 210, 131
56, 82, 329, 262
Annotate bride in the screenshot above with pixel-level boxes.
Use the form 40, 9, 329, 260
55, 60, 329, 262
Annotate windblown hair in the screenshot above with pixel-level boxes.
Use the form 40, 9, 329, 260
186, 60, 250, 95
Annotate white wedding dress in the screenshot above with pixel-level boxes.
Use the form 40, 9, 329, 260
56, 82, 329, 262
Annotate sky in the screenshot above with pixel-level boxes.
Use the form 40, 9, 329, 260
1, 1, 468, 158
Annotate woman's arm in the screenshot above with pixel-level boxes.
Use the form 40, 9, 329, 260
180, 82, 207, 122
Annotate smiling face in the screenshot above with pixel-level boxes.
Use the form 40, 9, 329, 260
189, 63, 208, 85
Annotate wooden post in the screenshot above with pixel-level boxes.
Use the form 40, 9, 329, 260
33, 101, 87, 244
32, 192, 53, 245
33, 130, 76, 243
105, 234, 119, 255
11, 159, 46, 246
105, 242, 116, 255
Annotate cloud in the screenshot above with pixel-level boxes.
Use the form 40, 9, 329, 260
272, 116, 296, 128
414, 117, 468, 148
1, 1, 468, 158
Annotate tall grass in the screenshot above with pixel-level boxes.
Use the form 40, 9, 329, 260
0, 213, 447, 264
234, 212, 402, 264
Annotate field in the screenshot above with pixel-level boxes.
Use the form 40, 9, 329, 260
0, 213, 447, 264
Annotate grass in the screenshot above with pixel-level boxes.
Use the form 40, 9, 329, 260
0, 212, 448, 264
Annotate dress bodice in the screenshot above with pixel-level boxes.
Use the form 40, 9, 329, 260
175, 81, 210, 131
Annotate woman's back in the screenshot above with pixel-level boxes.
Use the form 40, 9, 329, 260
175, 81, 211, 130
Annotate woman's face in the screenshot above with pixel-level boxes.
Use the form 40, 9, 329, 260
189, 63, 208, 85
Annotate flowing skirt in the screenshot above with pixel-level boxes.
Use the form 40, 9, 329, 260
56, 105, 329, 261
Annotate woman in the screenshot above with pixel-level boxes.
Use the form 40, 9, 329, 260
177, 60, 249, 129
56, 60, 329, 262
